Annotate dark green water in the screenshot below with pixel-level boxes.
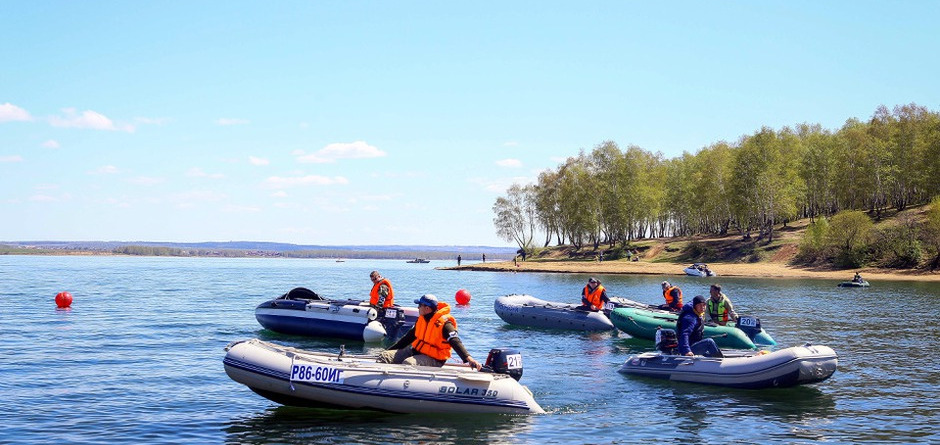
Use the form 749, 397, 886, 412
1, 255, 937, 444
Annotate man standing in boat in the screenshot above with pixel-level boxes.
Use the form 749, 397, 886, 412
659, 281, 683, 312
579, 277, 610, 311
706, 284, 738, 326
378, 294, 482, 370
369, 271, 394, 308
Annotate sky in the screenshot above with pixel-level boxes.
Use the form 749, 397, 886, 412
2, 1, 939, 247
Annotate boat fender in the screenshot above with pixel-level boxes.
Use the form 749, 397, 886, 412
481, 348, 524, 381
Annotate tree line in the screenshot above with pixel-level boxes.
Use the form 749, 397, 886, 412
493, 104, 940, 252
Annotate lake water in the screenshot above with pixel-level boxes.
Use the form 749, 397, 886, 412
1, 255, 938, 444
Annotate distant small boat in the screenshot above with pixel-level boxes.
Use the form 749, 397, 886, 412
406, 258, 430, 263
335, 259, 345, 263
837, 280, 870, 288
684, 263, 716, 277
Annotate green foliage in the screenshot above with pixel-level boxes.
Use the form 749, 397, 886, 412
826, 210, 873, 267
796, 217, 830, 262
923, 196, 940, 269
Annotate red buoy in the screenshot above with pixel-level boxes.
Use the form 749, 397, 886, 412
55, 291, 73, 308
455, 289, 471, 305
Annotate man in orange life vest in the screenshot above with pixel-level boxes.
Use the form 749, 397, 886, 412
659, 281, 683, 312
579, 277, 610, 311
378, 294, 482, 370
369, 270, 394, 308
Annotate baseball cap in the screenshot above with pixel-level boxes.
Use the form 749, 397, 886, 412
414, 294, 439, 309
692, 295, 707, 305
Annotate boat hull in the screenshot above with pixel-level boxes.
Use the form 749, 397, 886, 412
609, 307, 776, 349
223, 339, 545, 414
255, 297, 417, 342
838, 281, 870, 287
618, 344, 838, 389
494, 294, 615, 331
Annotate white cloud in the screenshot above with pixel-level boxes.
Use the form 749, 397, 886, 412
296, 141, 386, 163
186, 167, 225, 179
0, 103, 32, 122
249, 156, 269, 166
29, 194, 57, 202
216, 118, 249, 126
128, 176, 164, 186
49, 108, 134, 132
496, 158, 523, 168
90, 165, 119, 174
470, 176, 533, 193
271, 191, 288, 198
41, 140, 60, 149
263, 175, 349, 188
0, 155, 24, 163
503, 141, 519, 147
223, 204, 262, 213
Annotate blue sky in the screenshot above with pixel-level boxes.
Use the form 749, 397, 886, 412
2, 1, 938, 246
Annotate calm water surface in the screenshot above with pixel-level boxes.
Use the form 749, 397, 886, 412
1, 255, 938, 444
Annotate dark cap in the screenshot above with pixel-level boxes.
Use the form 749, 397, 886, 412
692, 295, 707, 305
414, 294, 439, 309
588, 277, 599, 284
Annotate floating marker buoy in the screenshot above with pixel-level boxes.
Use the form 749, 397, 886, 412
55, 291, 73, 308
455, 289, 471, 305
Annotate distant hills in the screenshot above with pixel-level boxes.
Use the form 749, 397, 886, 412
0, 240, 518, 260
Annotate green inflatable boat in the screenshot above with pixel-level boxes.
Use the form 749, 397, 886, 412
609, 307, 776, 350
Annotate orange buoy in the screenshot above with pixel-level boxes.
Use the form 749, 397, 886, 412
455, 289, 471, 305
55, 291, 73, 308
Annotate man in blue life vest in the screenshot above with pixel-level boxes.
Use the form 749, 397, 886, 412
378, 294, 481, 370
706, 284, 738, 326
579, 277, 610, 311
676, 295, 721, 357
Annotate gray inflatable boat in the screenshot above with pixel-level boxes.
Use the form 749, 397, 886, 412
494, 294, 618, 331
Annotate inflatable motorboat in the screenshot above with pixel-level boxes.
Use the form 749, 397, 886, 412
223, 338, 545, 414
609, 307, 776, 349
494, 294, 630, 331
255, 287, 418, 342
406, 258, 430, 263
684, 263, 716, 277
618, 343, 838, 389
837, 280, 870, 288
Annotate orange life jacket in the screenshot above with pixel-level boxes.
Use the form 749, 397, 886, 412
663, 286, 683, 309
369, 278, 394, 308
583, 284, 606, 309
412, 303, 455, 361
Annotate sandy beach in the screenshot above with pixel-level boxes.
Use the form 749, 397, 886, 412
445, 260, 940, 282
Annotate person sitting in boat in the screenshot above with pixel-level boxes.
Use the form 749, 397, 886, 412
659, 281, 683, 312
706, 284, 738, 326
578, 277, 610, 311
369, 270, 395, 309
378, 294, 482, 370
853, 272, 863, 283
676, 295, 721, 357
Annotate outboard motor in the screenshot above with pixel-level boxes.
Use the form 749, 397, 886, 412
281, 287, 322, 301
655, 328, 678, 354
481, 348, 524, 381
735, 315, 762, 340
378, 306, 407, 341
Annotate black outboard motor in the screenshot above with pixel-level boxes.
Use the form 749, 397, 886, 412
655, 328, 678, 354
735, 315, 762, 340
481, 348, 524, 381
379, 306, 408, 341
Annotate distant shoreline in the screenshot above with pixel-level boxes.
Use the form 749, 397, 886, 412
442, 260, 940, 282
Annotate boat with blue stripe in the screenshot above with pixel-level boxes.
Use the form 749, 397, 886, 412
223, 339, 545, 414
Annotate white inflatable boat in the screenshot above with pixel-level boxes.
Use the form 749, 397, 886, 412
618, 344, 837, 389
223, 339, 545, 414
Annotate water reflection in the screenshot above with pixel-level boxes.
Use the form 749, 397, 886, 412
224, 406, 535, 445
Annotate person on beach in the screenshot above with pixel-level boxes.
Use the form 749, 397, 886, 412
457, 255, 462, 266
676, 295, 721, 357
579, 277, 610, 311
369, 270, 394, 308
706, 284, 738, 326
659, 281, 683, 312
379, 294, 481, 370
